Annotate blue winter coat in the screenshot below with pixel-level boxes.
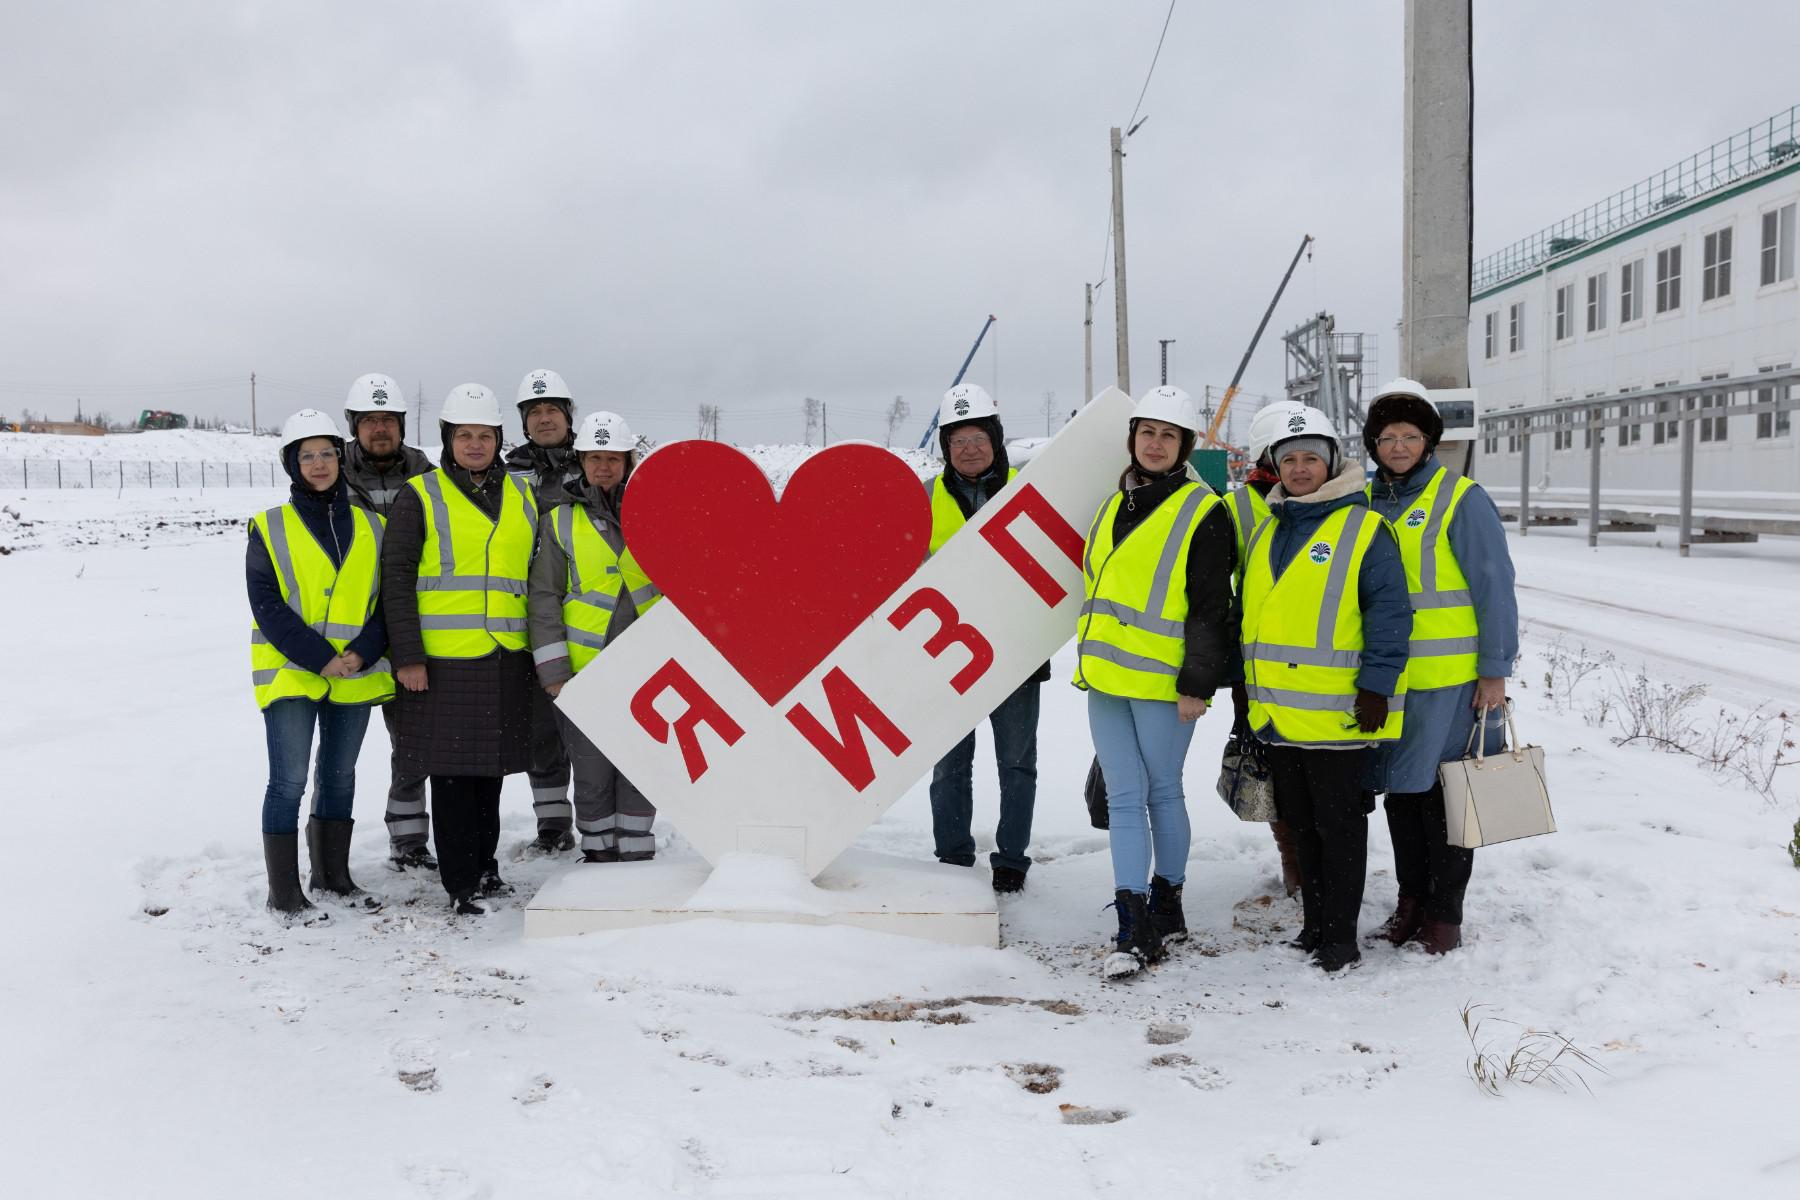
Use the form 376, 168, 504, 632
245, 474, 388, 677
1366, 455, 1518, 792
1253, 465, 1412, 746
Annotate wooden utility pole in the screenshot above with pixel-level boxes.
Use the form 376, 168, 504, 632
1109, 127, 1131, 395
1083, 283, 1094, 403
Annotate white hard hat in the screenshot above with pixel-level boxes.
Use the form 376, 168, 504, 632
1245, 400, 1308, 462
939, 383, 998, 426
1267, 404, 1340, 453
1130, 385, 1202, 434
517, 369, 573, 412
345, 373, 406, 416
280, 408, 345, 450
439, 383, 504, 427
1370, 377, 1435, 409
573, 411, 635, 452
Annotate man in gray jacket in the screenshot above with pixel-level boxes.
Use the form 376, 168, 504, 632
341, 373, 438, 870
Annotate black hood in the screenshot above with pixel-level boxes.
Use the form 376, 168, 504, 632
282, 440, 347, 505
939, 415, 1009, 476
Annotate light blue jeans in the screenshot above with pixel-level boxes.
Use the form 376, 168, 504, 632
1088, 691, 1196, 895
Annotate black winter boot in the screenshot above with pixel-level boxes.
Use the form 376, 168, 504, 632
1148, 875, 1188, 944
307, 817, 382, 912
263, 833, 324, 922
1102, 890, 1164, 980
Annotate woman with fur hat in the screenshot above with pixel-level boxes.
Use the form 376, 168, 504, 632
1362, 379, 1518, 955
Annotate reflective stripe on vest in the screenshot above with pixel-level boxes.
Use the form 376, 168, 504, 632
547, 503, 661, 673
1369, 467, 1480, 690
1072, 482, 1220, 701
248, 503, 394, 710
927, 469, 1018, 555
1239, 505, 1405, 746
409, 470, 538, 658
1225, 485, 1271, 588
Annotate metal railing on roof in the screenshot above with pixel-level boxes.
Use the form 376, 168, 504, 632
1472, 105, 1800, 295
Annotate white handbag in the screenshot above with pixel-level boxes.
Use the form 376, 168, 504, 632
1439, 702, 1556, 849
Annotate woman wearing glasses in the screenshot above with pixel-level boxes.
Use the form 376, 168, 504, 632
1362, 379, 1518, 956
247, 409, 392, 921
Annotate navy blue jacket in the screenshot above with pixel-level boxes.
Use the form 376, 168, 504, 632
245, 472, 388, 675
1367, 455, 1518, 680
1259, 465, 1411, 699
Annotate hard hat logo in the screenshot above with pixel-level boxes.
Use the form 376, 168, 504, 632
371, 389, 388, 403
532, 379, 548, 395
596, 428, 611, 446
954, 398, 970, 416
1287, 413, 1307, 433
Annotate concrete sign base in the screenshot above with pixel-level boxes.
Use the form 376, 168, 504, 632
522, 848, 1000, 947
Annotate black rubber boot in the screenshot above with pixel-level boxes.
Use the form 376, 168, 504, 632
1148, 875, 1188, 944
307, 817, 381, 912
263, 833, 322, 921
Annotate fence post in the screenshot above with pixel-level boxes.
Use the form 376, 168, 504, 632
22, 459, 27, 489
57, 460, 62, 489
175, 461, 181, 488
89, 460, 94, 488
1518, 419, 1530, 536
1586, 403, 1601, 548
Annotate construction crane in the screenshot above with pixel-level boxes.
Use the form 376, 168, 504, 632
916, 314, 997, 450
1201, 234, 1312, 448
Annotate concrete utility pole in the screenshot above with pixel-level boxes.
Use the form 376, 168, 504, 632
1083, 282, 1094, 403
249, 372, 257, 435
1110, 127, 1131, 395
1400, 0, 1472, 394
1158, 339, 1175, 386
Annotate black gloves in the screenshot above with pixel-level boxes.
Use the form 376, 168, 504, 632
1230, 681, 1250, 724
1353, 689, 1389, 733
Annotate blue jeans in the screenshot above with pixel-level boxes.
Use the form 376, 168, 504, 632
929, 681, 1040, 873
261, 698, 373, 834
1088, 691, 1196, 895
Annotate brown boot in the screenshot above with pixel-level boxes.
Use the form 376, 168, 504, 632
1415, 918, 1462, 955
1270, 821, 1302, 898
1375, 896, 1424, 947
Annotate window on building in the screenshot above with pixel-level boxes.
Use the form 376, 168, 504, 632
1620, 258, 1643, 322
1702, 227, 1732, 301
1552, 404, 1574, 451
1693, 372, 1730, 443
1554, 283, 1575, 340
1483, 311, 1497, 360
1651, 380, 1680, 444
1762, 203, 1797, 286
1586, 271, 1608, 331
1757, 363, 1794, 439
1655, 245, 1682, 313
1482, 422, 1498, 455
1505, 407, 1522, 454
1508, 301, 1524, 352
1582, 393, 1605, 449
1616, 387, 1642, 446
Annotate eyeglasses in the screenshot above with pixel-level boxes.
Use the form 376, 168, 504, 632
947, 434, 988, 450
296, 450, 338, 465
1375, 433, 1426, 449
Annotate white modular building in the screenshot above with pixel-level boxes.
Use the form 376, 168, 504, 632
1468, 106, 1800, 513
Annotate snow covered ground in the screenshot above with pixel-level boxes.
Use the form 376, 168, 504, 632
3, 479, 1799, 1199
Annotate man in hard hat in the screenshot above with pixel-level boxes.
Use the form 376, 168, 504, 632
1223, 400, 1307, 899
1235, 405, 1411, 973
924, 383, 1046, 894
339, 373, 438, 871
1363, 378, 1517, 956
505, 370, 582, 856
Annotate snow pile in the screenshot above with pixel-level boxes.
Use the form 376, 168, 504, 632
0, 428, 281, 463
4, 496, 1798, 1197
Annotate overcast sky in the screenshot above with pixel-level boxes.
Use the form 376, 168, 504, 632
3, 1, 1796, 444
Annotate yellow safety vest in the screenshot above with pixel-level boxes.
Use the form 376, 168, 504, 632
408, 469, 538, 658
248, 503, 393, 710
927, 469, 1018, 555
1240, 504, 1406, 745
1368, 467, 1480, 690
1224, 485, 1271, 587
547, 503, 662, 673
1072, 481, 1221, 701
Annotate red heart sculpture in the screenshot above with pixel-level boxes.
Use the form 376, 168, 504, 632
623, 441, 931, 705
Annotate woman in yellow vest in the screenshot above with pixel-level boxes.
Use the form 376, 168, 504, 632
381, 385, 539, 915
1363, 379, 1517, 955
1074, 386, 1239, 980
247, 409, 392, 921
1232, 405, 1411, 973
528, 411, 662, 863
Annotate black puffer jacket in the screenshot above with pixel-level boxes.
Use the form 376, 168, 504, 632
380, 464, 535, 777
342, 442, 433, 516
504, 440, 580, 506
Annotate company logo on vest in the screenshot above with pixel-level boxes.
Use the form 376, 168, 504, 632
1405, 508, 1428, 528
1307, 541, 1333, 564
